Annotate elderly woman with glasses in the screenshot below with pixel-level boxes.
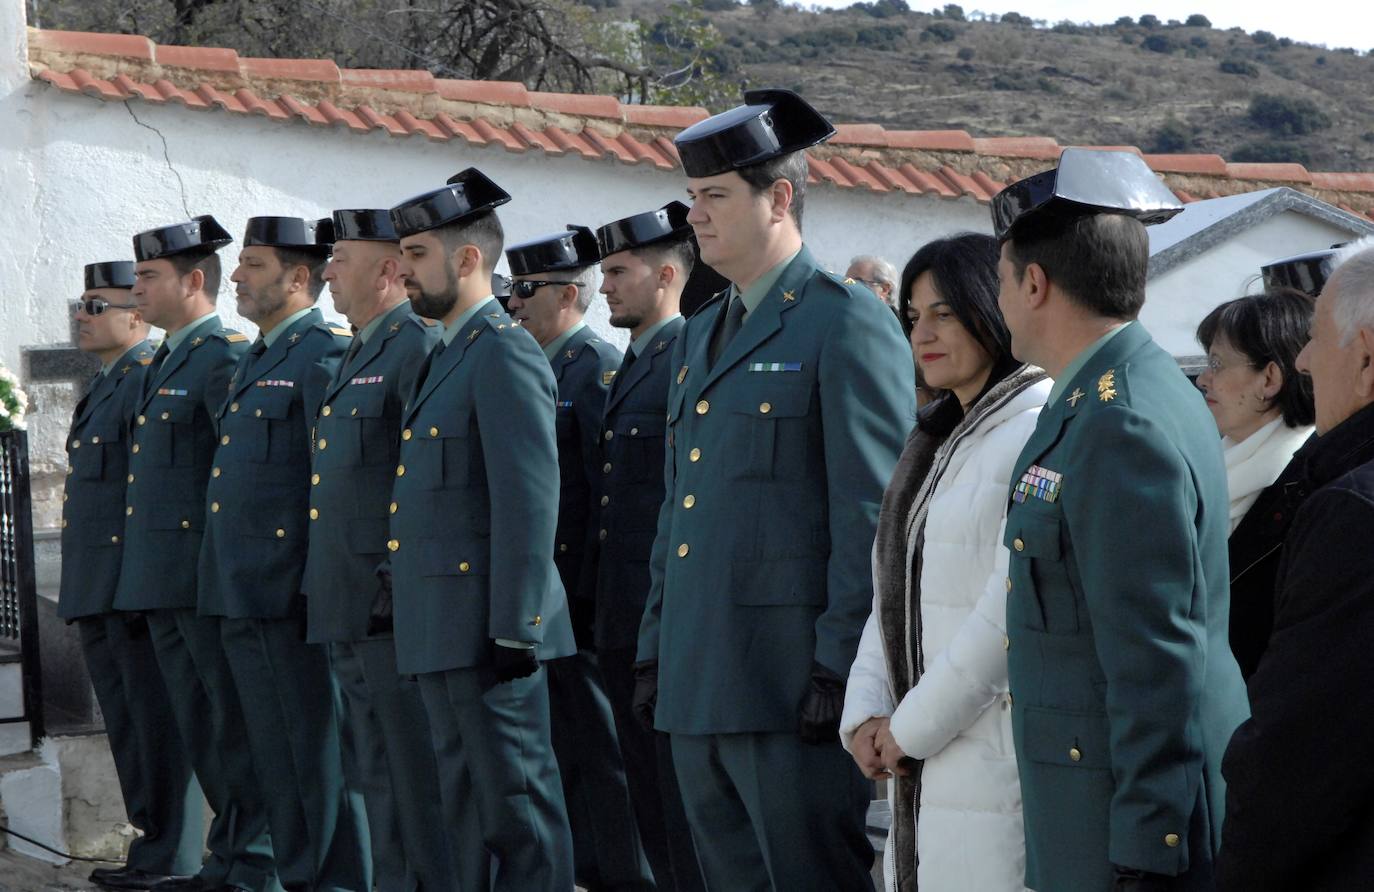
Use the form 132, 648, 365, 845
1195, 289, 1316, 678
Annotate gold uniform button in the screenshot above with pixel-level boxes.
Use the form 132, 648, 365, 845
677, 543, 690, 558
110, 535, 120, 544
64, 493, 69, 502
387, 539, 399, 552
402, 429, 412, 441
532, 615, 542, 627
318, 439, 327, 450
71, 440, 81, 449
1004, 635, 1010, 651
131, 444, 140, 454
311, 473, 319, 485
1164, 833, 1180, 848
1005, 576, 1012, 592
389, 501, 398, 514
127, 473, 134, 484
180, 520, 190, 529
211, 502, 220, 513
689, 447, 701, 462
599, 529, 607, 541
212, 467, 221, 478
759, 402, 772, 414
603, 462, 613, 474
160, 411, 170, 420
91, 435, 101, 444
1013, 537, 1025, 552
604, 430, 614, 441
630, 426, 640, 435
559, 543, 568, 553
683, 494, 696, 509
459, 561, 470, 573
61, 519, 68, 528
1069, 747, 1082, 762
275, 529, 286, 539
221, 434, 230, 445
350, 408, 358, 416
429, 426, 439, 438
137, 415, 146, 425
309, 508, 319, 520
600, 495, 609, 507
695, 400, 709, 415
396, 464, 405, 477
126, 506, 134, 516
254, 408, 263, 418
321, 405, 332, 416
230, 402, 239, 413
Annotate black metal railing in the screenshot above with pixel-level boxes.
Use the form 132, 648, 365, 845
0, 429, 43, 747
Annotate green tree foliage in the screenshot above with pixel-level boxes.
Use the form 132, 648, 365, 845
1185, 14, 1211, 27
1219, 58, 1260, 77
922, 21, 959, 41
1142, 34, 1175, 53
1248, 93, 1333, 135
1231, 140, 1311, 164
1148, 118, 1193, 152
1138, 14, 1161, 28
942, 4, 965, 20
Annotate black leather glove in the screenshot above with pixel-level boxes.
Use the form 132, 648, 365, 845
367, 563, 394, 636
492, 642, 539, 683
1113, 866, 1177, 891
798, 661, 846, 744
632, 660, 659, 732
123, 611, 150, 640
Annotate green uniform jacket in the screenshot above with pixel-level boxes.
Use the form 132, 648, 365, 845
637, 246, 916, 734
58, 341, 155, 620
550, 325, 619, 644
1003, 321, 1249, 888
198, 309, 348, 619
304, 302, 440, 643
389, 299, 576, 675
593, 317, 684, 652
114, 318, 249, 612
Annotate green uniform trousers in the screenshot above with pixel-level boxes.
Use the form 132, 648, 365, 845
600, 647, 705, 892
219, 617, 371, 892
77, 614, 203, 876
330, 639, 454, 892
144, 609, 280, 892
417, 665, 573, 892
547, 652, 654, 891
670, 732, 873, 892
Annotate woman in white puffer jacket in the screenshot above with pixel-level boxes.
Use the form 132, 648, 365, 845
842, 233, 1047, 892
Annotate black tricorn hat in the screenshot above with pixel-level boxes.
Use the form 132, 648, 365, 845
132, 215, 233, 262
84, 261, 136, 291
506, 226, 601, 277
596, 201, 692, 258
674, 88, 836, 178
332, 209, 399, 243
390, 168, 512, 238
1261, 247, 1341, 298
243, 216, 333, 253
991, 148, 1184, 241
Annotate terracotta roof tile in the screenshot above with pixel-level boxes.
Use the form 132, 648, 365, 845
24, 26, 1374, 220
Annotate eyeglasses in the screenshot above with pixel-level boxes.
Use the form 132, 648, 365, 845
77, 298, 139, 316
510, 280, 567, 300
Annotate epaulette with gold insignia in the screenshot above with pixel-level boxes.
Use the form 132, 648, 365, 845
602, 370, 617, 386
138, 357, 154, 366
328, 326, 353, 337
223, 332, 249, 343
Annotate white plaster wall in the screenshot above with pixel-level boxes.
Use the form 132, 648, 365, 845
1143, 212, 1352, 356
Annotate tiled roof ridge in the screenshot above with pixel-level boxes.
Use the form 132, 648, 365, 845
26, 27, 1374, 219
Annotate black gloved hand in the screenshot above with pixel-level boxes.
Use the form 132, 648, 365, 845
632, 660, 659, 732
367, 564, 394, 636
1113, 866, 1177, 891
492, 642, 539, 683
798, 661, 846, 744
123, 611, 150, 641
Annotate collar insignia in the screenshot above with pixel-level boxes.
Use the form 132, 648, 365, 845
1067, 388, 1085, 407
1098, 370, 1117, 402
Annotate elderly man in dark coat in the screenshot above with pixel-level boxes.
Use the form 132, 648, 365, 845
1217, 239, 1374, 891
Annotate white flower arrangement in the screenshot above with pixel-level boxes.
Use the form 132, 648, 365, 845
0, 364, 29, 432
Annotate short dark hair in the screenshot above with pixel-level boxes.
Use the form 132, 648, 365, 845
1005, 212, 1149, 320
735, 150, 808, 231
631, 234, 696, 280
271, 247, 329, 301
436, 210, 505, 275
1196, 288, 1316, 428
899, 232, 1022, 432
167, 249, 222, 300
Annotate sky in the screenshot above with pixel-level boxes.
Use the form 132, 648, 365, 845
798, 1, 1374, 51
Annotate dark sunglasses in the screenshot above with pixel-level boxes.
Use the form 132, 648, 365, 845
78, 298, 139, 316
510, 279, 566, 300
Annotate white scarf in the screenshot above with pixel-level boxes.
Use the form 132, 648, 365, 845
1223, 416, 1314, 534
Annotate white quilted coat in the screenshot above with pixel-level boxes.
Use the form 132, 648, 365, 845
842, 377, 1049, 892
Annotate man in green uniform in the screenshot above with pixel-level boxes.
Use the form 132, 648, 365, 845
59, 263, 201, 891
505, 226, 653, 892
633, 90, 916, 891
593, 203, 703, 892
304, 208, 452, 892
387, 168, 575, 892
115, 218, 279, 892
199, 216, 369, 892
994, 148, 1250, 891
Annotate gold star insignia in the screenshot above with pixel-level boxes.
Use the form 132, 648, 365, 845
191, 336, 204, 346
289, 333, 301, 343
565, 349, 576, 359
389, 322, 400, 332
1098, 369, 1117, 402
782, 290, 796, 302
1067, 388, 1085, 407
